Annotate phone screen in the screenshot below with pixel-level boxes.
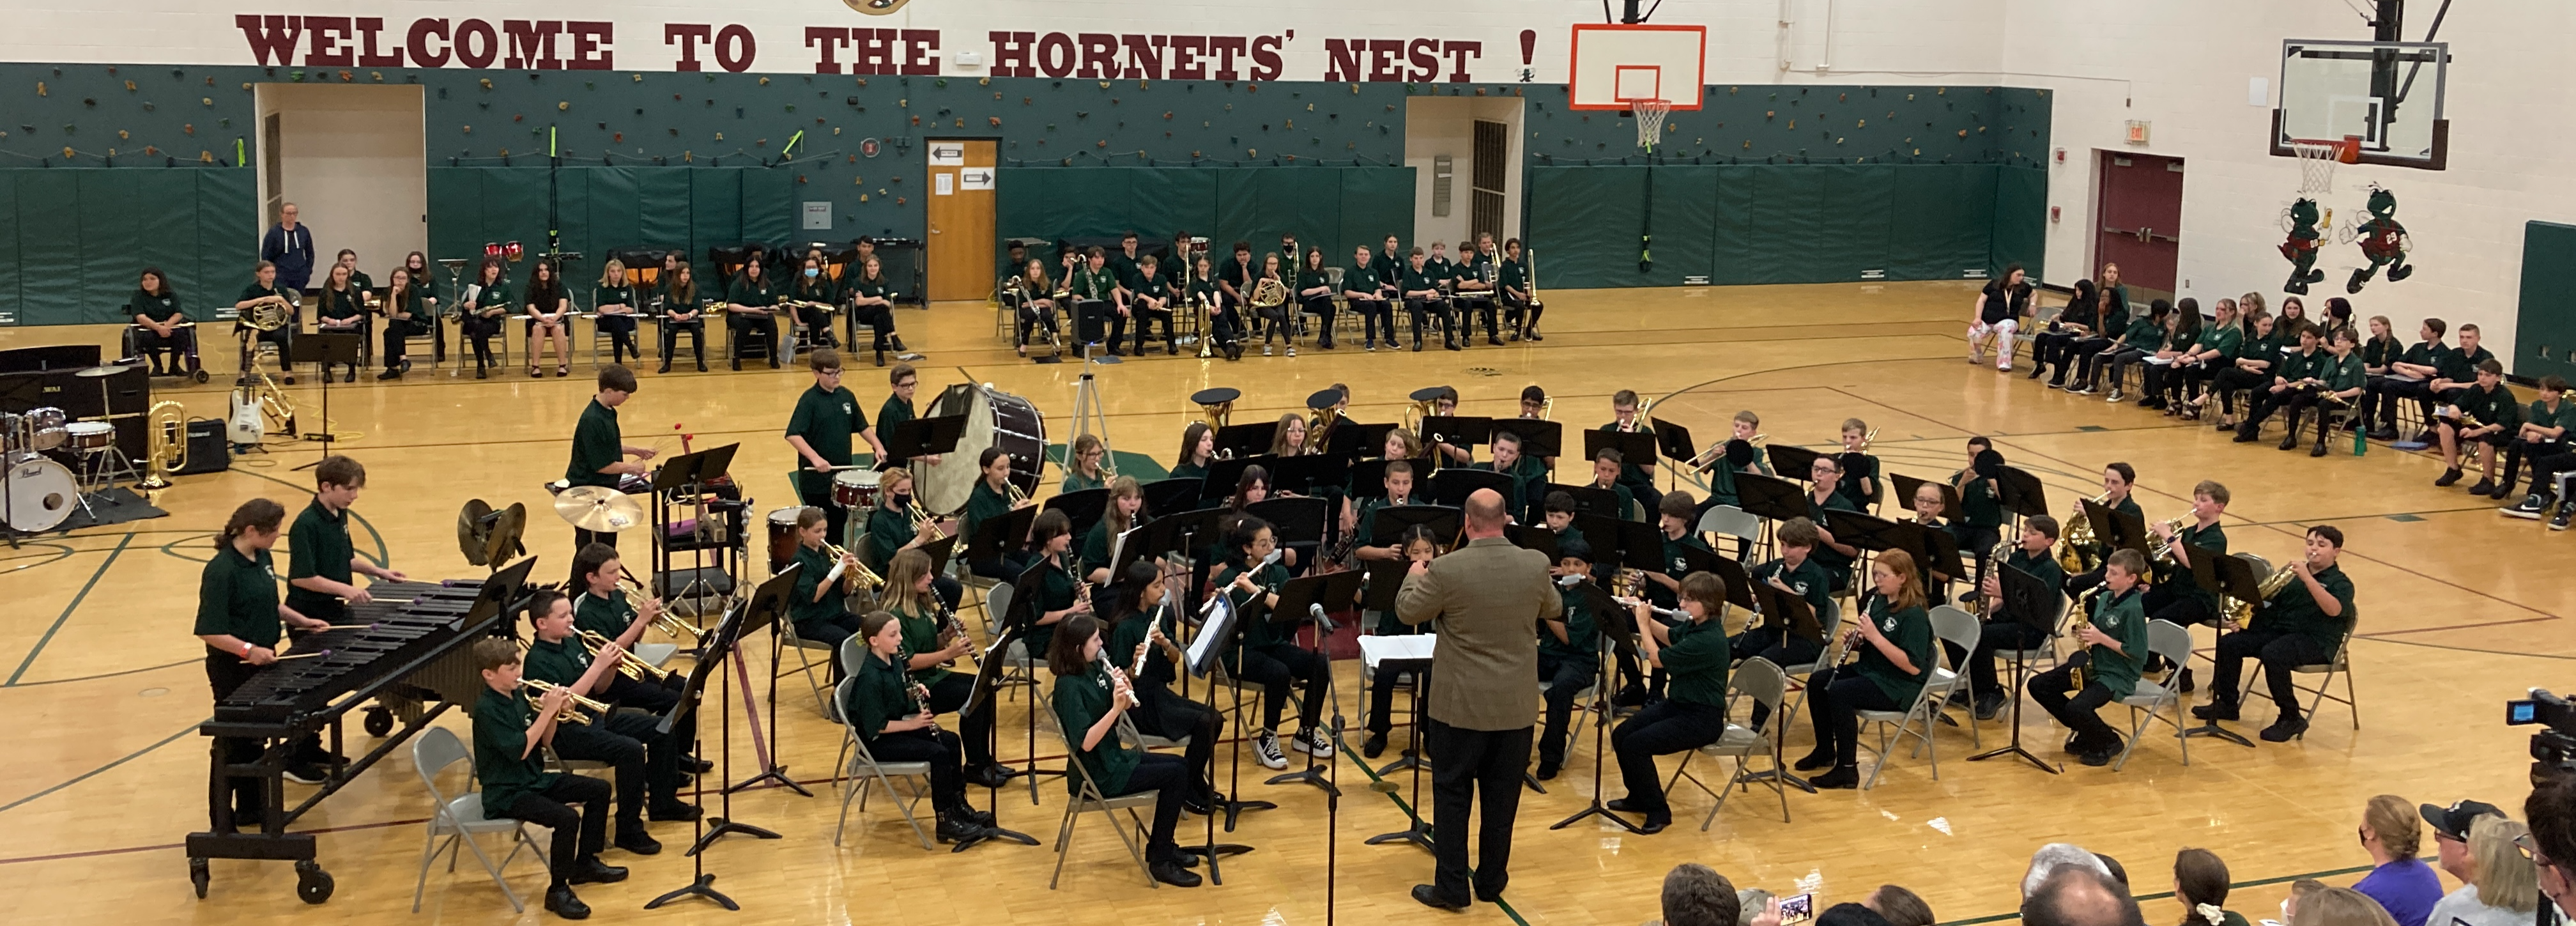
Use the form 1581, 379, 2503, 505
1782, 893, 1816, 924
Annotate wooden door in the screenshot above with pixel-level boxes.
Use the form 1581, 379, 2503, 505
2094, 151, 2184, 307
926, 139, 996, 302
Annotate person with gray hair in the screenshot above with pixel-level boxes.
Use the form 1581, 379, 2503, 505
2025, 863, 2147, 926
2028, 842, 2117, 897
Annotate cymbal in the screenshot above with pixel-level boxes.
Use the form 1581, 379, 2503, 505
75, 365, 128, 378
553, 485, 644, 532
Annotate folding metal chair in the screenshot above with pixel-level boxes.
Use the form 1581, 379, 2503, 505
1664, 656, 1792, 827
2112, 619, 2196, 771
410, 727, 547, 914
829, 675, 939, 850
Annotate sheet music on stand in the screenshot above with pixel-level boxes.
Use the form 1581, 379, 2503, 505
1358, 634, 1437, 672
1184, 594, 1236, 678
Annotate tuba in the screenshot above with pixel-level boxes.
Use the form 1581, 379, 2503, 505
137, 400, 188, 490
1303, 403, 1342, 456
1401, 391, 1441, 436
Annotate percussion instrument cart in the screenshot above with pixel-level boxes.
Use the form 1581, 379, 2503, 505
650, 451, 748, 630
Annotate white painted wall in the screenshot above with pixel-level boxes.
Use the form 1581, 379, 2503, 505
255, 84, 427, 280
1404, 96, 1524, 251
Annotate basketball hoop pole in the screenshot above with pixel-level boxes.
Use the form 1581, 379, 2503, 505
1618, 0, 1648, 23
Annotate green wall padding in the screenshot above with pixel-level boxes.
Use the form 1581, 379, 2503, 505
1991, 166, 2048, 281
2514, 222, 2576, 383
998, 167, 1411, 268
0, 178, 17, 317
0, 167, 252, 325
424, 166, 808, 277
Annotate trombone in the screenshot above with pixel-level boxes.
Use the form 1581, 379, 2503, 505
520, 678, 610, 724
579, 629, 671, 681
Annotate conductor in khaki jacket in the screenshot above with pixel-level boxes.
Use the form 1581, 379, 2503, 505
1396, 488, 1560, 911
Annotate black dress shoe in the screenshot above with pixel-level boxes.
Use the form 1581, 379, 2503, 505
1412, 884, 1470, 911
967, 762, 1016, 789
1793, 750, 1835, 772
1605, 797, 1646, 814
1361, 731, 1387, 759
1487, 336, 1504, 346
648, 801, 703, 822
1412, 341, 1425, 352
1183, 794, 1214, 816
682, 755, 714, 775
613, 830, 663, 856
1534, 760, 1560, 781
957, 806, 996, 828
2177, 667, 2196, 693
2259, 716, 2310, 743
1811, 766, 1860, 789
376, 367, 402, 380
656, 362, 671, 374
2312, 442, 2331, 457
544, 884, 591, 920
1151, 861, 1204, 888
935, 814, 990, 844
2191, 700, 2239, 722
565, 858, 628, 884
1636, 815, 1672, 835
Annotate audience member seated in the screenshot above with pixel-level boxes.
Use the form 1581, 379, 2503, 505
2174, 847, 2252, 926
1865, 885, 1935, 926
2425, 808, 2552, 926
1646, 863, 1744, 926
2525, 776, 2576, 920
2299, 886, 2403, 926
2354, 794, 2446, 926
2023, 863, 2147, 926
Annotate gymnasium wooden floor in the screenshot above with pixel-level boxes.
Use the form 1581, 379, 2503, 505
2, 281, 2563, 926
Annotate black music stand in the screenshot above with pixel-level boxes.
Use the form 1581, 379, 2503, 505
1271, 452, 1353, 499
1510, 420, 1565, 467
1506, 524, 1560, 560
1549, 577, 1644, 834
1266, 571, 1363, 794
1889, 473, 1965, 523
950, 622, 1041, 852
1765, 443, 1823, 483
648, 579, 763, 910
1544, 482, 1622, 520
1738, 580, 1826, 794
1202, 454, 1280, 500
732, 566, 813, 799
1347, 457, 1433, 500
1247, 496, 1329, 574
1584, 428, 1657, 477
1372, 504, 1462, 548
1650, 419, 1697, 491
1043, 487, 1109, 540
1919, 520, 1967, 589
2182, 550, 2260, 748
683, 569, 792, 859
1338, 422, 1397, 457
877, 415, 965, 469
1186, 579, 1280, 833
288, 333, 362, 455
997, 560, 1070, 803
1735, 473, 1809, 524
965, 504, 1036, 574
1966, 561, 2068, 773
1215, 423, 1280, 460
1419, 415, 1492, 465
1141, 477, 1204, 514
1995, 467, 2050, 520
1427, 467, 1511, 509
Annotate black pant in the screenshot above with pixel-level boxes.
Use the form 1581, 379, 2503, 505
1967, 619, 2051, 699
2209, 628, 2332, 712
1423, 719, 1530, 903
924, 672, 997, 767
661, 318, 706, 365
792, 304, 835, 348
1406, 297, 1454, 346
2028, 651, 2119, 750
595, 313, 640, 364
1253, 301, 1291, 344
550, 711, 673, 833
2525, 448, 2576, 498
1367, 661, 1426, 736
1105, 752, 1191, 863
601, 671, 694, 754
1505, 295, 1543, 334
1805, 670, 1901, 768
728, 314, 778, 365
2501, 440, 2568, 495
1128, 304, 1176, 353
251, 318, 296, 371
1299, 295, 1337, 346
1536, 654, 1593, 768
461, 315, 502, 369
848, 302, 898, 351
2177, 361, 2222, 404
573, 527, 617, 556
1611, 698, 1726, 817
2211, 367, 2270, 414
2102, 348, 2148, 392
1457, 295, 1499, 339
796, 612, 866, 681
136, 325, 198, 373
377, 318, 424, 370
204, 653, 266, 830
1135, 685, 1220, 801
2029, 330, 2078, 376
1233, 643, 1326, 732
866, 728, 968, 812
1013, 298, 1059, 348
2372, 377, 2435, 432
1349, 297, 1394, 344
508, 773, 613, 883
2067, 337, 2114, 386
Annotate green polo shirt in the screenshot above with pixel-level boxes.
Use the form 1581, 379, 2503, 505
1752, 555, 1834, 617
1652, 532, 1713, 608
2117, 314, 2162, 348
1539, 584, 1600, 661
792, 275, 839, 306
1854, 597, 1935, 707
2087, 586, 2150, 698
2240, 328, 2285, 369
573, 589, 638, 640
236, 282, 291, 313
2278, 348, 2324, 383
1806, 492, 1861, 577
1702, 455, 1773, 509
466, 279, 513, 314
519, 635, 594, 692
1131, 276, 1171, 306
2439, 346, 2496, 383
2457, 382, 2520, 433
790, 543, 846, 631
1167, 461, 1209, 482
2191, 323, 2243, 360
1060, 470, 1107, 495
1598, 421, 1657, 493
893, 603, 952, 686
2322, 353, 2366, 392
1481, 455, 1547, 518
1107, 252, 1144, 291
1109, 606, 1181, 689
2527, 399, 2575, 435
2397, 341, 2450, 377
1500, 258, 1529, 294
1068, 265, 1116, 302
316, 285, 364, 323
284, 498, 355, 617
878, 394, 916, 438
2258, 564, 2356, 650
2170, 521, 2227, 608
1080, 518, 1134, 575
194, 544, 281, 653
1052, 660, 1138, 794
1400, 265, 1439, 297
787, 385, 864, 498
132, 289, 183, 323
473, 686, 558, 817
2361, 337, 2401, 371
838, 648, 912, 743
592, 284, 638, 312
960, 481, 1015, 557
1834, 452, 1881, 511
862, 504, 912, 574
1658, 617, 1731, 710
380, 286, 424, 323
1343, 261, 1382, 297
1216, 561, 1292, 649
1024, 555, 1080, 657
566, 399, 623, 488
1999, 547, 2066, 598
725, 274, 779, 307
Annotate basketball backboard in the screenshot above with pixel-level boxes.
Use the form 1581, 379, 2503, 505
2270, 39, 2449, 169
1568, 24, 1706, 111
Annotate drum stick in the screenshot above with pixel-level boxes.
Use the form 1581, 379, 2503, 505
318, 624, 378, 631
251, 650, 333, 664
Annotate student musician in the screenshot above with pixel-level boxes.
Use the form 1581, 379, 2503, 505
1402, 248, 1459, 352
312, 262, 367, 383
285, 455, 406, 639
1534, 532, 1602, 782
1947, 437, 2007, 585
1453, 235, 1504, 346
1731, 517, 1837, 691
519, 589, 696, 854
1061, 433, 1110, 493
1081, 475, 1144, 583
2207, 313, 2283, 431
1613, 571, 1731, 833
1644, 491, 1713, 610
1963, 516, 2063, 722
1423, 387, 1473, 468
846, 256, 908, 362
1689, 409, 1772, 518
1908, 482, 1963, 593
565, 546, 694, 746
1189, 255, 1241, 361
1217, 514, 1333, 769
882, 548, 1011, 787
1834, 418, 1883, 511
2501, 376, 2573, 521
1048, 612, 1202, 886
2434, 359, 2520, 495
960, 447, 1040, 581
842, 611, 1001, 845
1361, 524, 1440, 758
1298, 248, 1339, 350
564, 366, 654, 553
1804, 457, 1863, 591
2136, 481, 2228, 686
1268, 413, 1310, 460
1125, 254, 1179, 356
1500, 237, 1543, 342
524, 259, 575, 378
468, 637, 624, 920
2029, 548, 2150, 767
723, 258, 782, 370
2169, 298, 2244, 419
1343, 244, 1394, 351
234, 260, 299, 380
2026, 279, 2098, 385
2192, 525, 2356, 743
1249, 252, 1292, 357
1008, 258, 1059, 358
1172, 422, 1216, 481
657, 261, 707, 373
2087, 298, 2170, 401
401, 251, 441, 319
583, 259, 641, 368
1588, 449, 1639, 521
1105, 560, 1223, 814
2368, 317, 2453, 441
130, 267, 196, 378
785, 507, 870, 682
458, 256, 510, 378
196, 498, 333, 815
2356, 314, 2402, 430
1795, 552, 1934, 789
2136, 299, 2202, 410
1481, 430, 1547, 523
859, 467, 962, 606
784, 349, 884, 546
376, 266, 426, 380
790, 253, 841, 350
1606, 391, 1663, 514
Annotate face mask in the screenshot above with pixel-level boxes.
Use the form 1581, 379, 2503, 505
804, 268, 820, 278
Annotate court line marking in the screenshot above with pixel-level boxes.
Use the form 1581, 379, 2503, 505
0, 720, 197, 816
5, 532, 134, 686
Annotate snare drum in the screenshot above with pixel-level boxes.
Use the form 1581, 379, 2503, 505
766, 506, 806, 574
831, 468, 882, 509
23, 408, 66, 452
63, 421, 116, 452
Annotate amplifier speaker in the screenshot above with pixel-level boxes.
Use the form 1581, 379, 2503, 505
175, 418, 231, 475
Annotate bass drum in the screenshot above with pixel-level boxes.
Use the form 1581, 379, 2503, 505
5, 457, 80, 533
914, 383, 1046, 516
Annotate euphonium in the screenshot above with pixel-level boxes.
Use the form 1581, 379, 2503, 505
138, 400, 187, 490
1302, 403, 1342, 455
578, 629, 671, 681
2147, 516, 2188, 566
519, 678, 609, 724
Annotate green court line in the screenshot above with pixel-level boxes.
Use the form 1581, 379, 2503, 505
6, 533, 134, 686
0, 722, 199, 815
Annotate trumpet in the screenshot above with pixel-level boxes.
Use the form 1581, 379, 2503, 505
908, 498, 951, 541
578, 629, 671, 681
520, 678, 610, 724
1005, 479, 1031, 507
617, 567, 702, 642
822, 541, 885, 590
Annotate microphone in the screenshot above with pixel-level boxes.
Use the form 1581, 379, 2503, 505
1308, 602, 1336, 635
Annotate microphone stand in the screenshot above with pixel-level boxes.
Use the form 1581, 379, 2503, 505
1264, 603, 1340, 795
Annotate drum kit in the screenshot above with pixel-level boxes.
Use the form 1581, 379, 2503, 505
3, 362, 153, 534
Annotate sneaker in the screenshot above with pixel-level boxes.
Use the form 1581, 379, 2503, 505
2468, 479, 2497, 497
2258, 716, 2309, 743
1973, 691, 2005, 722
2552, 507, 2573, 531
2106, 389, 2126, 403
2434, 468, 2464, 488
1262, 344, 1272, 357
282, 763, 330, 785
1291, 727, 1334, 758
2503, 495, 2550, 520
1286, 345, 1297, 357
1365, 341, 1377, 351
1252, 730, 1288, 769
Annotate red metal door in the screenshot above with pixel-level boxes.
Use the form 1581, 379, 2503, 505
2095, 151, 2184, 307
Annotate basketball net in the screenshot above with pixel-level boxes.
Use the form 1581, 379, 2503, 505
2291, 137, 2356, 195
1633, 98, 1672, 154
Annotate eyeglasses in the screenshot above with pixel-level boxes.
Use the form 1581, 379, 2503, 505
820, 368, 843, 376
